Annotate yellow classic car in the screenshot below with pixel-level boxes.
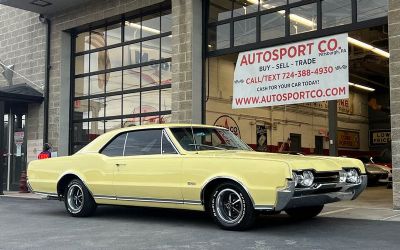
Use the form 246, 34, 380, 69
27, 124, 367, 230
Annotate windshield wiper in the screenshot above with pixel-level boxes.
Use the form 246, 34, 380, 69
188, 144, 226, 150
218, 144, 240, 150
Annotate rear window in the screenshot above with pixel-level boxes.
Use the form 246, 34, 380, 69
101, 133, 127, 157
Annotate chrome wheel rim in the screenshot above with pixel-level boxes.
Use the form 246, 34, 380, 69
215, 188, 244, 224
67, 184, 84, 213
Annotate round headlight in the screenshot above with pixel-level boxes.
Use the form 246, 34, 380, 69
346, 169, 360, 183
299, 170, 314, 187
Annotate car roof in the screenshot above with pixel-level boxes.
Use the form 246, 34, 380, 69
110, 123, 226, 133
76, 124, 227, 154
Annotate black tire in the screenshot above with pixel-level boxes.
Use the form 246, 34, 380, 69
208, 182, 256, 231
64, 179, 96, 217
285, 205, 324, 220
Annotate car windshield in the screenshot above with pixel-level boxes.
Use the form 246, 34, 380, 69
170, 127, 252, 151
371, 156, 387, 163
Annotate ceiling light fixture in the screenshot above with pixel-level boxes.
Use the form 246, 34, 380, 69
347, 37, 389, 58
125, 21, 160, 35
348, 82, 375, 92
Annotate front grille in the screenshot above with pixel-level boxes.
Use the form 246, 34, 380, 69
314, 171, 340, 184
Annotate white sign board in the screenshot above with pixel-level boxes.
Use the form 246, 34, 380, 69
233, 34, 349, 109
14, 131, 24, 145
27, 139, 43, 163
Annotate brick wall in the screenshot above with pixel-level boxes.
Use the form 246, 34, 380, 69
171, 0, 194, 123
0, 5, 45, 140
389, 0, 400, 209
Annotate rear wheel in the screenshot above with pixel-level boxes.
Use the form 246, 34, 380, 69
64, 179, 96, 217
285, 205, 324, 219
208, 182, 256, 231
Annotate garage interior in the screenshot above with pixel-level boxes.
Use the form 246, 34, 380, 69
205, 24, 393, 212
337, 24, 392, 214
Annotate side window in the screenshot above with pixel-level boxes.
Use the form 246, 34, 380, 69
170, 128, 196, 151
124, 129, 162, 156
162, 131, 177, 154
101, 133, 127, 157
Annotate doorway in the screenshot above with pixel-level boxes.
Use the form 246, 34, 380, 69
315, 136, 324, 155
290, 133, 301, 153
0, 83, 43, 193
2, 106, 27, 191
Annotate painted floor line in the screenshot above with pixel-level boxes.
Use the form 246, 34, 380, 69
320, 207, 354, 216
381, 213, 400, 221
327, 205, 395, 210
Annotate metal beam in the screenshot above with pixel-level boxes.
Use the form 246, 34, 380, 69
0, 101, 4, 195
328, 100, 338, 156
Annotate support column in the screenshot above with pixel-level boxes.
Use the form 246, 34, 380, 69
328, 100, 338, 156
389, 0, 400, 209
171, 0, 203, 123
0, 101, 4, 195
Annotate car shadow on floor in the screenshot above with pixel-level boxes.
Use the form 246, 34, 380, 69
93, 205, 400, 233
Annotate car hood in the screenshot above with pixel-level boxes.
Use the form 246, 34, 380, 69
365, 163, 390, 173
192, 150, 365, 173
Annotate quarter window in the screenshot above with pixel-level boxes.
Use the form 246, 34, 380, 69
124, 130, 162, 156
101, 133, 127, 157
162, 131, 177, 154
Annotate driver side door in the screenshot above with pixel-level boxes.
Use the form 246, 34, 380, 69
112, 129, 183, 203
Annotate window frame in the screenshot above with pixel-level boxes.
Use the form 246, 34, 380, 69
205, 0, 388, 57
100, 132, 128, 157
161, 129, 179, 154
99, 128, 180, 157
70, 4, 172, 154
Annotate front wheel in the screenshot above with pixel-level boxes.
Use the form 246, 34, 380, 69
209, 183, 256, 231
285, 205, 324, 219
64, 179, 96, 217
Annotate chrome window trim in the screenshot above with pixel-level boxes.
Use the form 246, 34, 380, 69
161, 128, 180, 155
122, 133, 128, 156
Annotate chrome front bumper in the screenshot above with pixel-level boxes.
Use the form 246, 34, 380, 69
274, 175, 368, 211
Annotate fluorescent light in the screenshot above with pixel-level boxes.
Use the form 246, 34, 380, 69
349, 82, 375, 92
288, 13, 316, 28
347, 37, 389, 58
125, 21, 160, 35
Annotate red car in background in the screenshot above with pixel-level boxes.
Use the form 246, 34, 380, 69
357, 156, 392, 188
370, 156, 392, 169
370, 156, 393, 188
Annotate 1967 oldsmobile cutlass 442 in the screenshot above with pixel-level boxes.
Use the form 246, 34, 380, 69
28, 124, 367, 230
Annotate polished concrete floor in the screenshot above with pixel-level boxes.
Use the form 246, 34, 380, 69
1, 195, 400, 250
3, 184, 398, 221
322, 185, 400, 221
